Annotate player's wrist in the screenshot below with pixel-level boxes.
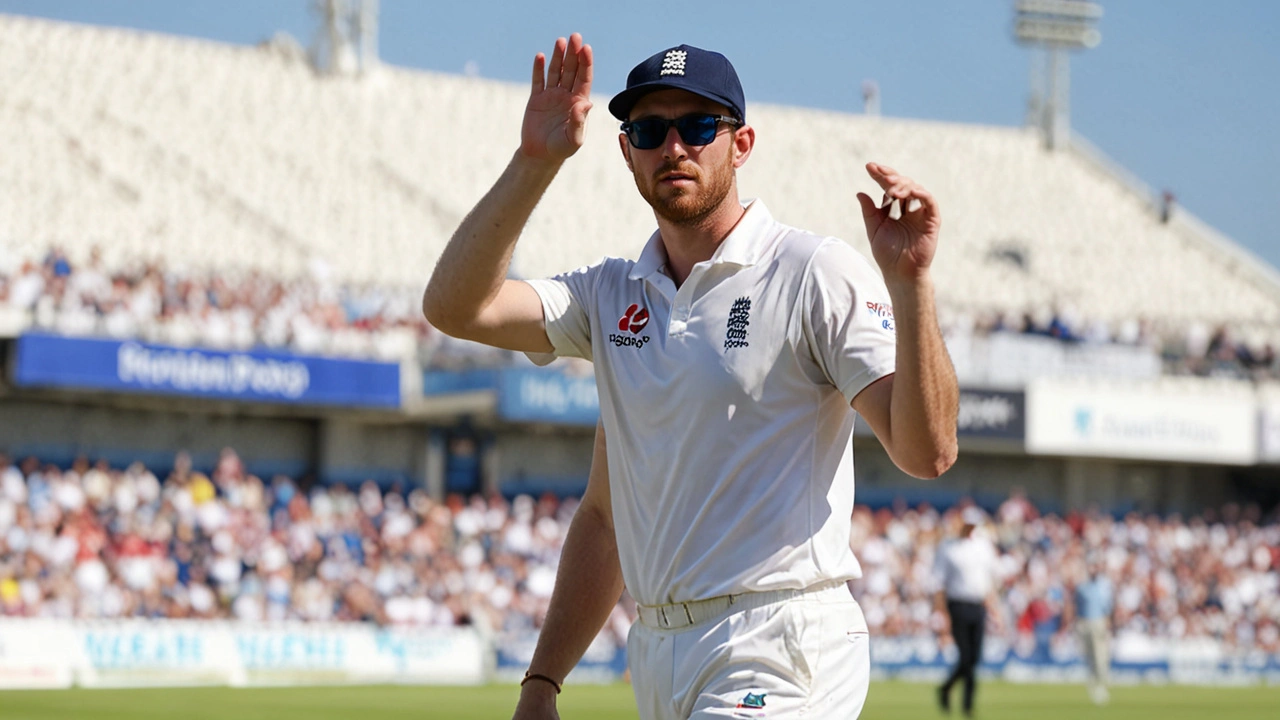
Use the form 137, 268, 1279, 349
883, 271, 935, 299
521, 670, 563, 694
512, 146, 567, 175
518, 673, 561, 706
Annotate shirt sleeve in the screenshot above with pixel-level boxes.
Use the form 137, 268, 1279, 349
523, 264, 599, 366
802, 240, 898, 404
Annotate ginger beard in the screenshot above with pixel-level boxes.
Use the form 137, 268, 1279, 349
632, 139, 736, 226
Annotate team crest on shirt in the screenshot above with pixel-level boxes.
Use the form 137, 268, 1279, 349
609, 303, 651, 348
865, 301, 895, 332
724, 296, 751, 349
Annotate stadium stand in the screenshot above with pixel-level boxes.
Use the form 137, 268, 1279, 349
0, 246, 430, 361
2, 12, 1279, 354
1, 451, 1276, 657
1, 242, 1271, 378
2, 12, 1279, 689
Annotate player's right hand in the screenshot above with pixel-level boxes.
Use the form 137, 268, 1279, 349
520, 34, 593, 163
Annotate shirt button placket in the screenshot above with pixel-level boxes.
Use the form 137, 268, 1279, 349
670, 303, 691, 336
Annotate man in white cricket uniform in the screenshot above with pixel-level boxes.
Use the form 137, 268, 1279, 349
423, 35, 959, 720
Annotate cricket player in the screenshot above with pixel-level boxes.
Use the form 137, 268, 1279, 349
423, 35, 959, 720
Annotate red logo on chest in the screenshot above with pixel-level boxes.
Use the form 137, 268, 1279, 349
618, 304, 650, 334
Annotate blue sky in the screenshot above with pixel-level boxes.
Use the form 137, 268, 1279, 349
2, 0, 1277, 271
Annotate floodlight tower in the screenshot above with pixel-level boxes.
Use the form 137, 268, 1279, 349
311, 0, 379, 76
1014, 0, 1103, 151
356, 0, 379, 72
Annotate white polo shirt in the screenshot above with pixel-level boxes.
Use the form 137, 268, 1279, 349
527, 200, 897, 606
935, 534, 999, 604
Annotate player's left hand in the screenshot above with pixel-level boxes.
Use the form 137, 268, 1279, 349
856, 163, 941, 284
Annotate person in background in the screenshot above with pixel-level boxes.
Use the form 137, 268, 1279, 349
1074, 557, 1114, 705
935, 506, 999, 717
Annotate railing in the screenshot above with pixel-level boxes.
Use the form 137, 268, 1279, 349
948, 332, 1162, 389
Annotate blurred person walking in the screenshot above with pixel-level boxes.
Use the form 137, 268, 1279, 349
935, 507, 999, 717
1075, 558, 1114, 705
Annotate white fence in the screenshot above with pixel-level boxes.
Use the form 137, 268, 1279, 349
4, 620, 1279, 689
949, 333, 1163, 389
0, 619, 485, 689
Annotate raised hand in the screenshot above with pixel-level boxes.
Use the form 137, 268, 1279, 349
521, 34, 594, 163
856, 163, 942, 284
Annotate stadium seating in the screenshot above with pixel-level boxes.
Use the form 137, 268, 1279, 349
2, 12, 1278, 348
1, 451, 1276, 656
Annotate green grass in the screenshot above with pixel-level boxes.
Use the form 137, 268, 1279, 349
1, 682, 1278, 719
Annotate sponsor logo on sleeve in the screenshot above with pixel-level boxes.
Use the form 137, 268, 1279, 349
865, 301, 895, 332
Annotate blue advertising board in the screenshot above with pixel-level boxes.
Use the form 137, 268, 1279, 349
423, 365, 599, 426
425, 366, 1024, 436
12, 333, 401, 407
496, 367, 599, 425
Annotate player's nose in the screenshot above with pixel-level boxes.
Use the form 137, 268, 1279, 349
661, 127, 689, 161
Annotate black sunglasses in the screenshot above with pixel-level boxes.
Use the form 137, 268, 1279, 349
621, 113, 742, 150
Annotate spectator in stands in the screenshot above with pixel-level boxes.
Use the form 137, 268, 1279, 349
7, 261, 46, 310
1161, 190, 1176, 224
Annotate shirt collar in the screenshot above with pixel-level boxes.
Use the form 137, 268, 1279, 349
627, 199, 774, 281
629, 228, 668, 281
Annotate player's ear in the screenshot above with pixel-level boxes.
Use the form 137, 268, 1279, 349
732, 124, 755, 169
619, 133, 634, 171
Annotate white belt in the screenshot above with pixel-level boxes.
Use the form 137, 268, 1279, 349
636, 580, 849, 631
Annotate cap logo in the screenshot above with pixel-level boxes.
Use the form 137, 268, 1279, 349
660, 49, 687, 76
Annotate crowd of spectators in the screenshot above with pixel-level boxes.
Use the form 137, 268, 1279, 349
850, 491, 1280, 656
0, 246, 439, 363
0, 449, 599, 639
941, 307, 1277, 382
2, 246, 1275, 380
2, 451, 1278, 658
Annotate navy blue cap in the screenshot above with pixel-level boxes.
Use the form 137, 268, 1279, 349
608, 45, 746, 122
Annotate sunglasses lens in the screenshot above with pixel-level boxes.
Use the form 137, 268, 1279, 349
677, 115, 720, 145
628, 118, 667, 150
625, 115, 727, 149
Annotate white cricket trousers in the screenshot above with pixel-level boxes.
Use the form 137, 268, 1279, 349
627, 582, 871, 719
